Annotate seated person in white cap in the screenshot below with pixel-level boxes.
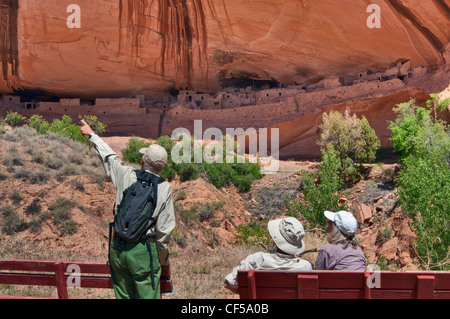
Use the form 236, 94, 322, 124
315, 211, 366, 271
223, 217, 312, 294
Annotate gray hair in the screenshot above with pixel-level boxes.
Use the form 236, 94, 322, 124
327, 222, 359, 249
142, 160, 166, 174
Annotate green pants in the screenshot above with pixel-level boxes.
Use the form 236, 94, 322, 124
109, 237, 161, 299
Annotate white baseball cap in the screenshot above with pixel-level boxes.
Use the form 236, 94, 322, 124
324, 210, 357, 236
268, 217, 306, 255
139, 144, 168, 165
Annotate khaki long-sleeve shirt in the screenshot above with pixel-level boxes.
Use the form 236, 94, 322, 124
224, 252, 312, 289
89, 133, 175, 266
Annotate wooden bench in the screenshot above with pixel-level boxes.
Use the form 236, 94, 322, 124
0, 259, 173, 299
237, 270, 450, 299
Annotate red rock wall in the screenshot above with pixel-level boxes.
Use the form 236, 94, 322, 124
0, 0, 449, 98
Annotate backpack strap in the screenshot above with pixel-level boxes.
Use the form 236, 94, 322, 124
144, 236, 156, 290
135, 170, 165, 290
134, 170, 165, 217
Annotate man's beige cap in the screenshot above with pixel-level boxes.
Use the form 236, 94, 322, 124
139, 144, 168, 165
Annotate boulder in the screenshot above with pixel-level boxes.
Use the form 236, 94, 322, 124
354, 203, 373, 224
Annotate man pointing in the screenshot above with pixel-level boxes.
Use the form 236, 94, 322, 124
80, 120, 175, 299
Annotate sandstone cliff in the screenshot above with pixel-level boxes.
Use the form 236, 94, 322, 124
1, 0, 449, 98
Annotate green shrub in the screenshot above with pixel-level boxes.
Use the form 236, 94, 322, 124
78, 115, 107, 135
235, 220, 272, 248
49, 115, 84, 143
318, 108, 380, 183
4, 111, 26, 127
389, 94, 450, 270
27, 115, 49, 134
122, 137, 150, 164
122, 135, 263, 191
286, 146, 347, 228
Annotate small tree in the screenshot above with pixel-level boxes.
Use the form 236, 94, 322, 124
426, 93, 450, 122
389, 94, 450, 270
318, 108, 380, 183
286, 146, 347, 228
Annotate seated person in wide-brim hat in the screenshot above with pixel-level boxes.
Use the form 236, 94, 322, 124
223, 217, 312, 294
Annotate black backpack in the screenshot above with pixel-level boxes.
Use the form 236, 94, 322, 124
108, 170, 165, 289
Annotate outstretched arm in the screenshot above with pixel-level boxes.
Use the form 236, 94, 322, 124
80, 120, 94, 137
79, 119, 134, 191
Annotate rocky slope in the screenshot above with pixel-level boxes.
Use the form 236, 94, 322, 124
1, 0, 449, 97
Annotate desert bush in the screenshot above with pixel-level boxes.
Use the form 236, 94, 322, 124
1, 205, 28, 235
286, 146, 347, 228
25, 198, 42, 216
175, 189, 187, 201
2, 152, 23, 167
180, 204, 199, 227
318, 108, 380, 183
71, 179, 85, 192
13, 169, 32, 181
30, 170, 50, 184
31, 152, 44, 164
27, 115, 49, 135
4, 111, 26, 127
389, 95, 450, 270
197, 202, 224, 223
122, 135, 263, 191
10, 125, 37, 139
45, 157, 64, 170
9, 189, 24, 206
48, 197, 78, 236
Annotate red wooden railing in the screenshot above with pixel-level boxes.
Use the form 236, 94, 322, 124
0, 259, 172, 299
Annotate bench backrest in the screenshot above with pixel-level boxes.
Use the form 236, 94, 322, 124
237, 270, 450, 299
0, 259, 172, 299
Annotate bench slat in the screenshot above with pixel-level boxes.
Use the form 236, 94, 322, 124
0, 273, 56, 286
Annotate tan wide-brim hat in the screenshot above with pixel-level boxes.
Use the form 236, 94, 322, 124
139, 144, 168, 165
268, 217, 306, 255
